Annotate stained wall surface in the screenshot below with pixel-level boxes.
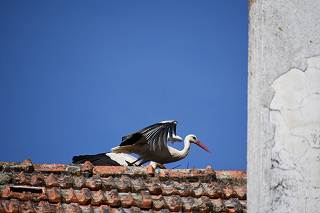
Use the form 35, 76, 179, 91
248, 0, 320, 212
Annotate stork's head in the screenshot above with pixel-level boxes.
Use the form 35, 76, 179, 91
186, 134, 211, 153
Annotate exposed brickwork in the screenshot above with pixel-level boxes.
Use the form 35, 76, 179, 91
0, 161, 247, 212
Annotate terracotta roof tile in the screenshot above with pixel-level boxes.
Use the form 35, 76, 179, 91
61, 188, 77, 203
106, 189, 121, 207
81, 161, 94, 173
145, 180, 162, 195
151, 194, 165, 210
233, 185, 247, 200
47, 187, 62, 203
161, 181, 176, 196
45, 173, 59, 187
85, 176, 102, 190
73, 176, 86, 189
0, 161, 246, 212
14, 172, 29, 185
140, 191, 152, 209
193, 183, 205, 198
131, 178, 146, 192
33, 164, 67, 173
93, 166, 127, 176
164, 194, 183, 211
177, 182, 193, 197
119, 192, 134, 207
118, 176, 133, 192
30, 174, 44, 187
102, 177, 115, 191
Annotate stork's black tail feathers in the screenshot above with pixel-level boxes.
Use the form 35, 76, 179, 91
72, 153, 120, 166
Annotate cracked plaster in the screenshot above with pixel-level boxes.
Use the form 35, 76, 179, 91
269, 56, 320, 212
248, 0, 320, 212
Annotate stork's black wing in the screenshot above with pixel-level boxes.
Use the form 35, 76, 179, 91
72, 153, 121, 166
120, 132, 145, 146
120, 120, 178, 151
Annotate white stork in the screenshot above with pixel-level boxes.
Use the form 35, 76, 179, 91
72, 152, 163, 169
111, 120, 210, 166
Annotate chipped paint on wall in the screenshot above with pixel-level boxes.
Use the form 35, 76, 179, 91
269, 56, 320, 212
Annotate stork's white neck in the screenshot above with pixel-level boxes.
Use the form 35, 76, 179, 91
176, 137, 191, 159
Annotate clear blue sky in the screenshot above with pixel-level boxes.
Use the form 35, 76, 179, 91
0, 1, 247, 170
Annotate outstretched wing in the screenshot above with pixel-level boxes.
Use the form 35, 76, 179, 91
120, 120, 178, 151
140, 120, 177, 151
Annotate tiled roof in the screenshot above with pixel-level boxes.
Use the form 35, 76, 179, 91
0, 160, 246, 212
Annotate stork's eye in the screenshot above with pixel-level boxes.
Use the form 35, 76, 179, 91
192, 136, 196, 140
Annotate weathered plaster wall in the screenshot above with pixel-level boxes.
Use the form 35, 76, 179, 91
248, 0, 320, 212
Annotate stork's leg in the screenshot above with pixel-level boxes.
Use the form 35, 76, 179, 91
126, 157, 142, 166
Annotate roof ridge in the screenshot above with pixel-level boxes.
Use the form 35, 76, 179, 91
0, 161, 245, 179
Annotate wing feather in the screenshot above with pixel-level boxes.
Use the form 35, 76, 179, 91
120, 120, 178, 151
140, 120, 178, 151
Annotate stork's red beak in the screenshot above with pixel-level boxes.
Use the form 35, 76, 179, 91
195, 140, 211, 153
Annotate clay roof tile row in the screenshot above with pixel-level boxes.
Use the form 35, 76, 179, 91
0, 160, 246, 212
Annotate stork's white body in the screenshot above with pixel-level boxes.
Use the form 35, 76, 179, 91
105, 153, 138, 166
106, 153, 162, 169
112, 134, 194, 164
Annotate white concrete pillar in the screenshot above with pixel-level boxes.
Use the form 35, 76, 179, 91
248, 0, 320, 212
